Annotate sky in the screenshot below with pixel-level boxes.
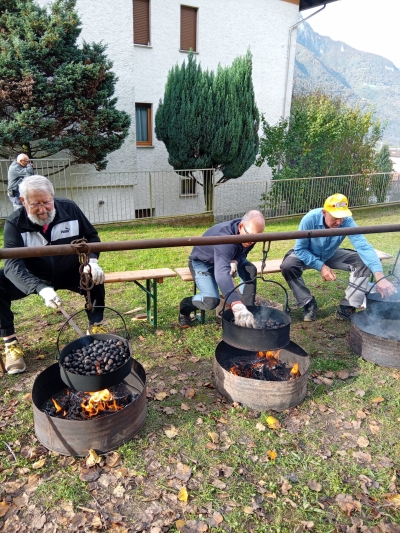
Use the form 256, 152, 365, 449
306, 0, 400, 68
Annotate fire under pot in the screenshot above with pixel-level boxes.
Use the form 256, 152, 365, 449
214, 340, 310, 412
32, 360, 147, 456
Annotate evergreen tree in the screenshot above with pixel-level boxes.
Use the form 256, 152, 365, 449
375, 144, 393, 173
0, 0, 131, 170
371, 144, 393, 202
155, 51, 259, 210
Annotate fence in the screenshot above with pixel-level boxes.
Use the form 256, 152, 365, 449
0, 159, 398, 224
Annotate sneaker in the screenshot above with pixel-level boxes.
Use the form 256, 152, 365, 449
179, 314, 193, 329
86, 323, 107, 335
5, 341, 26, 374
336, 305, 356, 321
303, 297, 318, 322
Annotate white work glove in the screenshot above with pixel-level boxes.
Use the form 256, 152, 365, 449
229, 260, 238, 278
231, 302, 256, 328
83, 258, 105, 285
39, 287, 62, 309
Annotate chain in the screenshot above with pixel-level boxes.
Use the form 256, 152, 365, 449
70, 238, 94, 310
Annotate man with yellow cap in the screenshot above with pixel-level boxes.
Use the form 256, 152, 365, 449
280, 193, 396, 321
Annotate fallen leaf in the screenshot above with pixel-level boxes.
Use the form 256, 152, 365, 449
208, 432, 219, 444
337, 370, 350, 380
154, 391, 168, 401
181, 403, 190, 411
32, 458, 46, 469
155, 329, 164, 336
212, 479, 226, 490
208, 512, 224, 527
267, 450, 277, 460
189, 356, 200, 363
335, 494, 362, 516
355, 390, 365, 398
0, 501, 9, 517
369, 423, 380, 435
175, 463, 192, 482
138, 335, 146, 341
106, 451, 121, 468
266, 416, 281, 429
243, 506, 254, 514
392, 371, 400, 380
383, 493, 400, 507
86, 449, 102, 467
371, 397, 384, 404
22, 393, 32, 403
352, 451, 372, 463
178, 486, 188, 503
79, 468, 100, 482
357, 436, 370, 448
184, 388, 195, 399
356, 410, 367, 419
164, 426, 179, 439
300, 521, 315, 530
206, 443, 218, 450
176, 519, 186, 531
281, 478, 292, 495
256, 422, 266, 431
307, 479, 322, 492
34, 355, 45, 360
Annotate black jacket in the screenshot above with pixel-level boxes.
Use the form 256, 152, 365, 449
3, 198, 100, 295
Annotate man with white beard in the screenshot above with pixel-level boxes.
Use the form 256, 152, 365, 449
0, 175, 106, 374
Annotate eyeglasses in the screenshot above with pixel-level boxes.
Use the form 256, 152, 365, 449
242, 224, 250, 235
28, 201, 54, 210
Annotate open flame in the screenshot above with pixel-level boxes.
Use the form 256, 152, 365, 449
80, 389, 124, 418
229, 349, 300, 381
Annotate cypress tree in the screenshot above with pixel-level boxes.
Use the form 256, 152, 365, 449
155, 50, 259, 210
0, 0, 131, 170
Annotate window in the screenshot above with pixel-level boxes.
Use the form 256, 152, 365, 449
135, 208, 155, 218
134, 0, 150, 45
180, 177, 197, 196
135, 103, 152, 146
180, 5, 197, 52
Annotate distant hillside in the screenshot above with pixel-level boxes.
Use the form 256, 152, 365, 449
295, 21, 400, 147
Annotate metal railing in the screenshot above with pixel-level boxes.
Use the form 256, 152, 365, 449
0, 159, 398, 224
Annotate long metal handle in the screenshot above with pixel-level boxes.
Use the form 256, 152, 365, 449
56, 303, 85, 338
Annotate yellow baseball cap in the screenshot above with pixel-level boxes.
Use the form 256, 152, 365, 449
323, 193, 352, 218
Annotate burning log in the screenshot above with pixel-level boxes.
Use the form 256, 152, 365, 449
41, 383, 136, 421
229, 349, 301, 381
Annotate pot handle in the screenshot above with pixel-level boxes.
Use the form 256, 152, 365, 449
258, 278, 291, 314
219, 279, 256, 316
56, 306, 129, 359
366, 273, 399, 296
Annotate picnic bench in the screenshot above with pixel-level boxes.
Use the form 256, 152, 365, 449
104, 268, 177, 329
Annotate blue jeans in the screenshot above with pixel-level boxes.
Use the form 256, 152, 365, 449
189, 258, 256, 310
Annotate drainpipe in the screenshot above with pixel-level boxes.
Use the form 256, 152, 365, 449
282, 2, 327, 119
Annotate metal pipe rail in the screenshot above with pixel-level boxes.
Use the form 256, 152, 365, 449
1, 224, 400, 260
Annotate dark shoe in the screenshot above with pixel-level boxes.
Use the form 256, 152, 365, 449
336, 305, 356, 321
303, 297, 318, 322
179, 313, 193, 328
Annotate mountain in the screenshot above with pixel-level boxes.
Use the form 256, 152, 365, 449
295, 21, 400, 147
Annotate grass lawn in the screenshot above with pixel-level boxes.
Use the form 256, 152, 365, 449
1, 205, 400, 533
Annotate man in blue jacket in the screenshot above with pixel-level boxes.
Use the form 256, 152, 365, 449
1, 175, 106, 374
178, 210, 266, 328
280, 193, 395, 322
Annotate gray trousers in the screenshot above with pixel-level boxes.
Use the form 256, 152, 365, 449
280, 248, 371, 309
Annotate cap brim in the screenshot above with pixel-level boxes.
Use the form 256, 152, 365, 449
329, 209, 352, 218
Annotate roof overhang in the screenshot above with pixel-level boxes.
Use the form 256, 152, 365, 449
299, 0, 339, 12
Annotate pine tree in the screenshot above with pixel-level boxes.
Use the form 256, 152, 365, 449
155, 51, 259, 210
0, 0, 130, 170
375, 144, 393, 173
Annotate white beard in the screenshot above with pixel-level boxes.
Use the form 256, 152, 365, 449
28, 208, 56, 227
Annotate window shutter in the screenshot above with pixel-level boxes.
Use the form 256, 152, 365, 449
180, 6, 197, 51
134, 0, 150, 45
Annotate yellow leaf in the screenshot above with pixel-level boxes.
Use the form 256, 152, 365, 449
384, 493, 400, 507
371, 397, 384, 404
34, 355, 45, 360
266, 416, 281, 429
86, 449, 101, 467
175, 519, 186, 530
267, 449, 277, 460
208, 431, 219, 444
32, 458, 46, 469
185, 388, 195, 399
154, 391, 168, 401
178, 486, 188, 503
164, 426, 179, 439
0, 501, 10, 517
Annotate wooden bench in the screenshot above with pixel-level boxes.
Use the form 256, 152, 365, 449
104, 268, 177, 328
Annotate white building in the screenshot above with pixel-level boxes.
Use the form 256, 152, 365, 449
31, 0, 338, 222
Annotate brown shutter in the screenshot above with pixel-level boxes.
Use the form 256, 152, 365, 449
134, 0, 150, 45
180, 6, 197, 51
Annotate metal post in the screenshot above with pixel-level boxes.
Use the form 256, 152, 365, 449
149, 173, 153, 216
263, 180, 269, 219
